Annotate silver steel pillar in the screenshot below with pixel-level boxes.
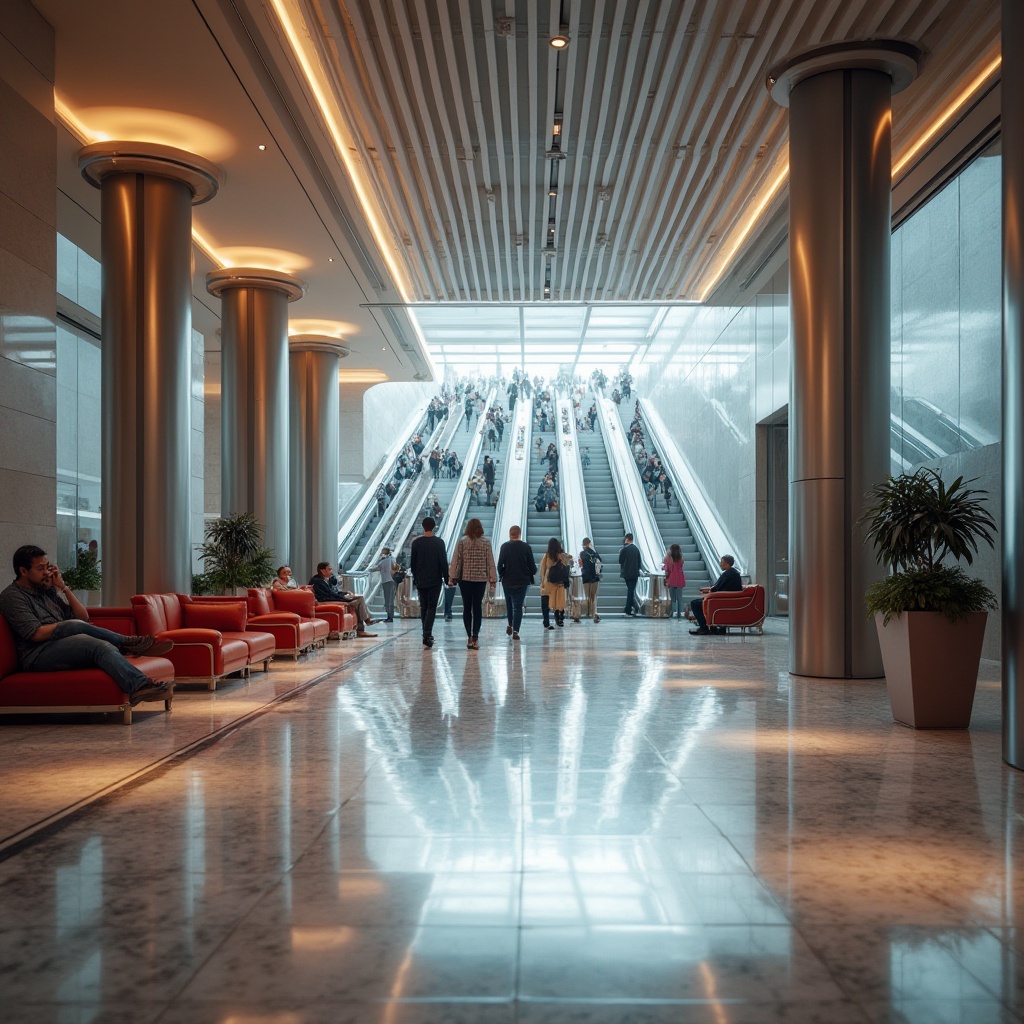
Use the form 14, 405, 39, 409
289, 336, 346, 581
207, 268, 305, 562
768, 43, 919, 678
78, 142, 222, 604
1004, 0, 1024, 768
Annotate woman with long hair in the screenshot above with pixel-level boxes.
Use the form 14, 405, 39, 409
663, 542, 687, 619
448, 517, 497, 649
539, 537, 573, 629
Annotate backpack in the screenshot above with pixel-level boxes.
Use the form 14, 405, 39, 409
547, 558, 570, 586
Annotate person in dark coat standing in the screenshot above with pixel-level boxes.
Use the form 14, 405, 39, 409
411, 516, 449, 649
690, 554, 744, 635
618, 533, 644, 616
495, 525, 537, 641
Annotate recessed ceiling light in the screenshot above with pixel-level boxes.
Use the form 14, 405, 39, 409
549, 33, 569, 49
548, 188, 557, 197
258, 144, 267, 151
328, 257, 334, 262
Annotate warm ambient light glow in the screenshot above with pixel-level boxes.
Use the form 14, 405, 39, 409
289, 318, 361, 339
290, 926, 355, 950
549, 34, 570, 49
267, 0, 413, 302
217, 246, 312, 274
338, 369, 389, 383
71, 107, 236, 161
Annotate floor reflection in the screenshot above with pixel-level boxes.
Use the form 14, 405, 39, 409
0, 620, 1020, 1022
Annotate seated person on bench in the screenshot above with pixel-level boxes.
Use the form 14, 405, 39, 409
308, 561, 377, 638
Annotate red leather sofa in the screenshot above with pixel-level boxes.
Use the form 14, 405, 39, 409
129, 594, 251, 690
175, 597, 276, 673
703, 584, 767, 634
248, 588, 330, 650
0, 613, 174, 725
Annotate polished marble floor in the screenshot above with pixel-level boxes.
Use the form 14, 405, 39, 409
1, 617, 1021, 1023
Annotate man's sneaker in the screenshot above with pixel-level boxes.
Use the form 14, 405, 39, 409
512, 631, 520, 641
594, 615, 601, 624
506, 625, 513, 636
120, 635, 173, 658
129, 680, 172, 706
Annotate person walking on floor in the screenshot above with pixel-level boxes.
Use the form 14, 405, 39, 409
577, 537, 603, 623
539, 537, 573, 629
663, 543, 687, 620
496, 525, 536, 641
619, 532, 644, 616
411, 516, 448, 649
448, 517, 497, 650
369, 546, 398, 623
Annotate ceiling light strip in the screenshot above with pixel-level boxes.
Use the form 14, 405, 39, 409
697, 50, 1002, 303
267, 0, 413, 302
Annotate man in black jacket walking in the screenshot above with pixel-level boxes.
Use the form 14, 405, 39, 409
690, 554, 744, 635
496, 525, 536, 640
411, 517, 448, 649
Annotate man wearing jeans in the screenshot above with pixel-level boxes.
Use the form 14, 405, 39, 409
496, 525, 537, 641
618, 533, 644, 616
0, 545, 173, 705
410, 517, 448, 649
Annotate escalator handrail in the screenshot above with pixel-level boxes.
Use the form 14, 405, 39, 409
554, 393, 592, 561
337, 394, 441, 564
596, 396, 665, 575
438, 388, 498, 551
349, 402, 464, 573
491, 393, 535, 573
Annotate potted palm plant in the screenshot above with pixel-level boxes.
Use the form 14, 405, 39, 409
197, 512, 276, 594
859, 468, 997, 728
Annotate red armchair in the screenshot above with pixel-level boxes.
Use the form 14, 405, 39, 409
130, 594, 250, 689
244, 588, 319, 658
703, 585, 767, 635
253, 588, 331, 647
0, 614, 174, 725
176, 597, 276, 674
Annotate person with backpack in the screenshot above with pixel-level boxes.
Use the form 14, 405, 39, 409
539, 537, 572, 629
577, 537, 603, 623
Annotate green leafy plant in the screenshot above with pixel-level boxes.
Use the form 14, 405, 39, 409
859, 468, 997, 624
61, 547, 102, 592
190, 570, 214, 596
197, 512, 276, 592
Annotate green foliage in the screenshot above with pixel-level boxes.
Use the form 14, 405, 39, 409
859, 468, 996, 573
865, 566, 997, 625
61, 548, 101, 591
859, 468, 998, 624
190, 571, 214, 596
197, 512, 277, 592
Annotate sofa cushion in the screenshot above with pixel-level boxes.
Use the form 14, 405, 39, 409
247, 588, 273, 617
131, 594, 184, 633
272, 588, 315, 618
182, 600, 247, 632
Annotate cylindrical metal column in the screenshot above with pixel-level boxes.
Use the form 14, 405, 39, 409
1004, 0, 1024, 768
207, 268, 305, 562
289, 337, 346, 581
768, 43, 919, 678
78, 142, 222, 604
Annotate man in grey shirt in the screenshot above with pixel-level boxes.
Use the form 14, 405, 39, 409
0, 545, 173, 704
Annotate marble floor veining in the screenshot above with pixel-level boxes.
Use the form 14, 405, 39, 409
0, 616, 1021, 1023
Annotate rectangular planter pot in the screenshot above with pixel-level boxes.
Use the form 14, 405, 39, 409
874, 610, 987, 728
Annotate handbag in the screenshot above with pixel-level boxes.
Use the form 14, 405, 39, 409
391, 569, 407, 584
547, 559, 570, 586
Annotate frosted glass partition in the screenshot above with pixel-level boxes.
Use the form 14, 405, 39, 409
338, 394, 433, 564
639, 398, 732, 570
596, 397, 666, 612
555, 395, 591, 558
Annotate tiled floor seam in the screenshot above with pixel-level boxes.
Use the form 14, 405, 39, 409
0, 634, 402, 863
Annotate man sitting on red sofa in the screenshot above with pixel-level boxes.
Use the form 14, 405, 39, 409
0, 545, 174, 705
308, 561, 378, 638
